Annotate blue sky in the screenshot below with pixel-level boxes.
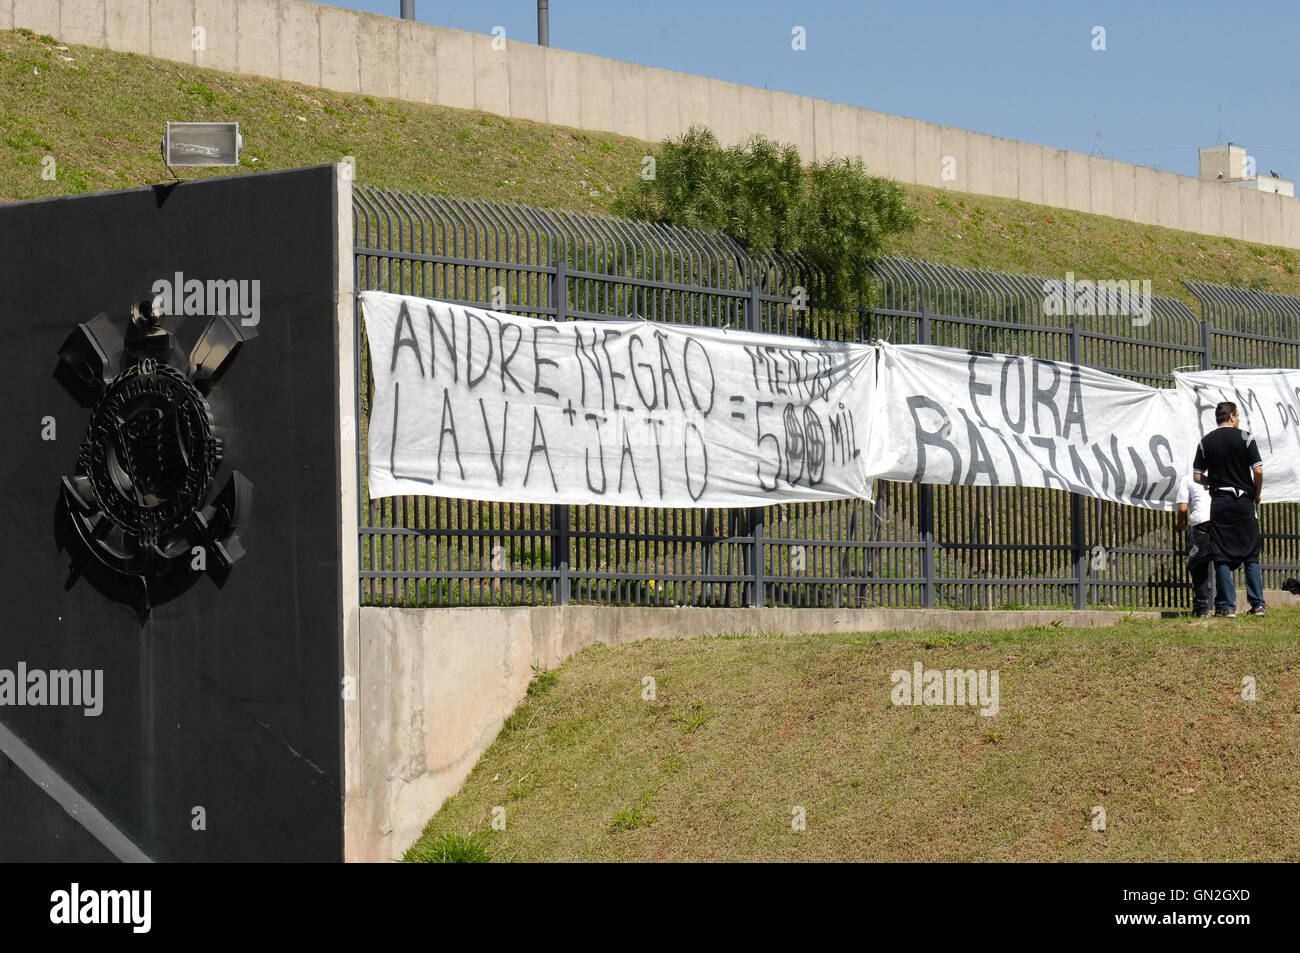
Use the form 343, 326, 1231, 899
331, 0, 1300, 180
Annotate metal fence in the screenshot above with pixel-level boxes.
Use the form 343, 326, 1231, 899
353, 186, 1300, 611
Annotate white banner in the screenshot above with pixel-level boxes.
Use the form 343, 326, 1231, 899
1174, 368, 1300, 502
362, 292, 876, 507
863, 342, 1193, 508
363, 293, 1300, 511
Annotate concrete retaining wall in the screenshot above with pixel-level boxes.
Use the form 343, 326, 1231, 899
10, 0, 1300, 249
347, 603, 1160, 861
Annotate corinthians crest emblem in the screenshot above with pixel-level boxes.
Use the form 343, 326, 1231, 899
58, 294, 253, 612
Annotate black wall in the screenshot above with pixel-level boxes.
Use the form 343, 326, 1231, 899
0, 166, 344, 861
0, 752, 117, 862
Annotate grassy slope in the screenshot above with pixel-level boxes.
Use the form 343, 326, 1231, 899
408, 611, 1300, 862
3, 27, 1299, 308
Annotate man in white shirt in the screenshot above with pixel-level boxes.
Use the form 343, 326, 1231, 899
1175, 471, 1214, 617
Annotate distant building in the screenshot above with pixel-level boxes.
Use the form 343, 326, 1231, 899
1235, 173, 1294, 197
1198, 143, 1294, 197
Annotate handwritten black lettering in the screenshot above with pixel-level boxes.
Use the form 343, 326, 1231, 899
629, 333, 658, 410
908, 395, 960, 484
617, 422, 642, 497
494, 316, 524, 394
391, 301, 424, 375
967, 352, 994, 427
1000, 356, 1026, 433
1032, 359, 1061, 436
756, 400, 780, 491
436, 388, 464, 480
684, 422, 708, 502
683, 336, 716, 417
479, 398, 509, 486
655, 330, 684, 410
466, 311, 494, 390
574, 326, 605, 410
523, 408, 558, 491
803, 406, 826, 485
429, 304, 456, 382
958, 408, 997, 485
602, 329, 632, 411
1063, 366, 1088, 442
584, 412, 608, 494
532, 325, 560, 399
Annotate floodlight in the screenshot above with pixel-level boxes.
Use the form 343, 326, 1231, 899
162, 122, 242, 168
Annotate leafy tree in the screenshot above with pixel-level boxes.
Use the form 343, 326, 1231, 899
613, 126, 916, 315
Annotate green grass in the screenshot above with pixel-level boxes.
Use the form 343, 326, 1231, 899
402, 832, 491, 863
527, 665, 559, 697
610, 792, 657, 832
4, 28, 1299, 307
407, 608, 1300, 861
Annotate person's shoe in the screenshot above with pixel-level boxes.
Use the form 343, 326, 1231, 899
1193, 609, 1211, 619
1248, 605, 1266, 616
1215, 609, 1236, 618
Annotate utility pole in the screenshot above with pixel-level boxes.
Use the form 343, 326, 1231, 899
400, 1, 414, 20
538, 0, 550, 46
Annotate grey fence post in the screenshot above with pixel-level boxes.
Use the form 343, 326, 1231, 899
918, 303, 936, 609
1199, 318, 1212, 370
1069, 322, 1087, 609
549, 256, 571, 605
552, 506, 570, 605
746, 282, 766, 607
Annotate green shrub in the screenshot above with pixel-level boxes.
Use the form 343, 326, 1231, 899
613, 125, 917, 319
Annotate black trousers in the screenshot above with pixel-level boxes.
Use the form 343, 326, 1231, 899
1187, 521, 1214, 612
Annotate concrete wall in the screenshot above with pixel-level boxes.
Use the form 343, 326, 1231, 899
12, 0, 1300, 250
348, 603, 1161, 861
335, 161, 365, 867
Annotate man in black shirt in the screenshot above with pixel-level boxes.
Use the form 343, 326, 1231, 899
1192, 401, 1265, 617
